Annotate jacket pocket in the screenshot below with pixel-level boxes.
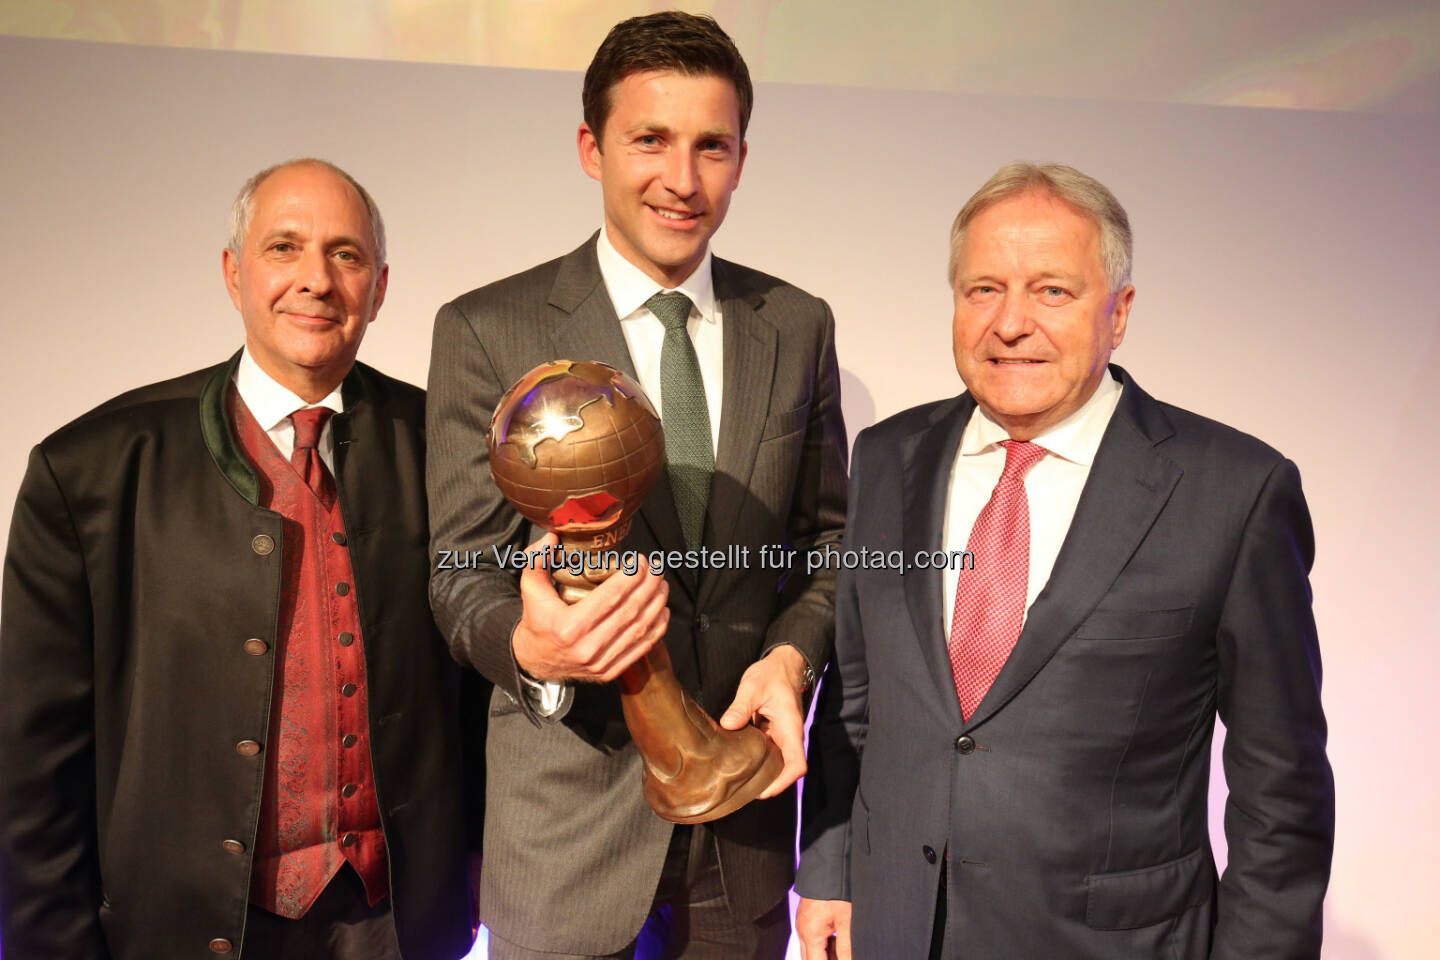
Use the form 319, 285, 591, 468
760, 402, 809, 441
1074, 604, 1194, 641
1085, 847, 1211, 930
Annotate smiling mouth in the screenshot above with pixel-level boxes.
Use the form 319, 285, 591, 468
650, 205, 699, 222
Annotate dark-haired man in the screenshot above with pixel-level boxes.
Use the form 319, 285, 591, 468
428, 11, 847, 959
0, 160, 473, 960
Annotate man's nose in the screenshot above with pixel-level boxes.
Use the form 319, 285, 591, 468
663, 148, 699, 199
992, 292, 1035, 341
296, 248, 334, 296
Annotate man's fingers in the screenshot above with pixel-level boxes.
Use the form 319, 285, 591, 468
796, 899, 846, 960
718, 675, 759, 731
518, 532, 562, 598
835, 923, 853, 960
757, 718, 806, 799
513, 535, 671, 681
587, 566, 666, 635
594, 603, 669, 682
798, 935, 826, 960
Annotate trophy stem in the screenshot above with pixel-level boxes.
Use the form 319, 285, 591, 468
618, 643, 783, 824
552, 533, 783, 824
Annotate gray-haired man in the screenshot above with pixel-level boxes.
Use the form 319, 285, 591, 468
797, 162, 1333, 959
0, 159, 474, 960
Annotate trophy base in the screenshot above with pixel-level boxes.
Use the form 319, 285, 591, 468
551, 532, 786, 825
634, 687, 786, 825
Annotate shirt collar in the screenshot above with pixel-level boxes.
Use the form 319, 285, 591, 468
960, 369, 1123, 466
235, 347, 345, 433
596, 225, 717, 324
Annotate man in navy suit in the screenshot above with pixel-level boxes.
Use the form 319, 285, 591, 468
796, 162, 1333, 959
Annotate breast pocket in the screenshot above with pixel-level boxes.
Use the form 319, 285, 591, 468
760, 402, 808, 442
1074, 605, 1195, 641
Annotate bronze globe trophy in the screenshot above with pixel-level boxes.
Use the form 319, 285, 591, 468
488, 360, 783, 824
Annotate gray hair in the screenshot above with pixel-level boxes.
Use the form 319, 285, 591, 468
948, 162, 1132, 292
226, 158, 387, 265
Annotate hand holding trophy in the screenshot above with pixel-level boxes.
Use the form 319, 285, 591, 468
488, 360, 783, 823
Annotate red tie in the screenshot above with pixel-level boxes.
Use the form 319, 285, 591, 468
289, 407, 336, 511
948, 439, 1047, 721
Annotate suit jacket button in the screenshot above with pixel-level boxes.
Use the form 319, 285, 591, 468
342, 783, 359, 798
338, 632, 355, 647
341, 832, 358, 847
336, 582, 350, 596
342, 734, 359, 748
221, 839, 245, 854
235, 740, 262, 757
696, 614, 709, 632
342, 682, 358, 697
209, 938, 234, 953
250, 534, 274, 556
923, 845, 938, 864
242, 638, 269, 656
332, 532, 347, 545
954, 735, 976, 754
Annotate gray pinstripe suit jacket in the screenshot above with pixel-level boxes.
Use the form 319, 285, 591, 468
426, 235, 848, 954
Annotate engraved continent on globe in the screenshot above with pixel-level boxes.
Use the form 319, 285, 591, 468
488, 360, 665, 538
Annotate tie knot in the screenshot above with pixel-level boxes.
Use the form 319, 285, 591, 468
646, 291, 694, 331
998, 439, 1046, 479
291, 407, 333, 450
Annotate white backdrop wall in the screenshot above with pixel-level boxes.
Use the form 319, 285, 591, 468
1, 32, 1437, 959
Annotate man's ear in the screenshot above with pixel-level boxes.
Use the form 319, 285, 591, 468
1110, 284, 1135, 349
577, 123, 603, 182
369, 264, 389, 323
222, 248, 242, 311
731, 140, 747, 191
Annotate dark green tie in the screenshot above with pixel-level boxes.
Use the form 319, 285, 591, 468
647, 291, 713, 550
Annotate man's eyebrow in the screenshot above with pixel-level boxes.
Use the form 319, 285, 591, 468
623, 122, 736, 142
257, 227, 368, 251
326, 233, 368, 250
1029, 269, 1087, 286
624, 122, 674, 138
957, 273, 1004, 286
257, 227, 303, 243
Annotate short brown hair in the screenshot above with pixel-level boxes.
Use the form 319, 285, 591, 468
582, 11, 753, 145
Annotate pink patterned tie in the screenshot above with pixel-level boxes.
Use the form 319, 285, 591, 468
289, 407, 336, 511
948, 439, 1047, 721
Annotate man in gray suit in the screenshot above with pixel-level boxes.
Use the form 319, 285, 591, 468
427, 12, 847, 959
795, 163, 1333, 958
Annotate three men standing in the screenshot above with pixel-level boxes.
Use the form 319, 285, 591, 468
427, 12, 847, 960
1, 19, 1336, 960
0, 160, 473, 959
795, 163, 1334, 958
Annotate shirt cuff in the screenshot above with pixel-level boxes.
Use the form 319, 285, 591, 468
519, 671, 568, 717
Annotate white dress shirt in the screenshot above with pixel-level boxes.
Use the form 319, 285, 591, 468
524, 230, 726, 714
941, 372, 1123, 631
597, 225, 724, 454
233, 347, 344, 470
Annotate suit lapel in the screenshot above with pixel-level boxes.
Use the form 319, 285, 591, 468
544, 236, 692, 593
704, 259, 775, 565
545, 237, 637, 378
964, 369, 1182, 730
901, 393, 974, 723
